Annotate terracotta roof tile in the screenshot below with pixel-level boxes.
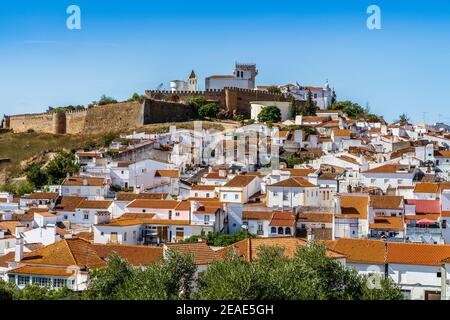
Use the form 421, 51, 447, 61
270, 177, 317, 188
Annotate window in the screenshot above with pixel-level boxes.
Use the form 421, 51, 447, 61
169, 210, 172, 219
101, 232, 104, 236
32, 277, 51, 287
194, 193, 198, 197
83, 213, 89, 220
142, 209, 146, 213
53, 278, 67, 288
204, 215, 210, 224
271, 227, 276, 234
175, 211, 180, 217
285, 227, 291, 235
283, 193, 289, 201
18, 275, 30, 286
257, 224, 263, 232
278, 227, 284, 235
206, 193, 210, 198
123, 232, 127, 241
223, 194, 228, 199
234, 194, 238, 200
321, 224, 326, 229
64, 215, 68, 220
133, 230, 137, 240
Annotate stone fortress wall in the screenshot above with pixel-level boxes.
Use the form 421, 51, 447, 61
2, 87, 294, 134
145, 87, 291, 117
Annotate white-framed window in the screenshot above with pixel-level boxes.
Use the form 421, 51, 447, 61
83, 213, 89, 220
234, 194, 238, 200
204, 215, 210, 224
206, 193, 210, 198
18, 275, 30, 286
283, 193, 289, 201
53, 278, 67, 288
32, 277, 51, 287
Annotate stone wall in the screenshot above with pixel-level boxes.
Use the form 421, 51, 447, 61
145, 87, 290, 117
143, 99, 194, 124
7, 113, 56, 134
82, 102, 144, 133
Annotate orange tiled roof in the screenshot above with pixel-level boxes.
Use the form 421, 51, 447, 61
369, 217, 404, 231
127, 199, 183, 210
336, 195, 369, 219
191, 185, 217, 191
363, 164, 413, 174
332, 129, 351, 137
242, 211, 273, 220
155, 170, 180, 179
328, 238, 450, 266
25, 192, 59, 200
53, 196, 86, 212
280, 168, 316, 177
414, 183, 440, 194
116, 192, 169, 201
269, 212, 296, 227
270, 177, 317, 188
9, 265, 76, 277
298, 213, 333, 223
370, 195, 403, 210
77, 199, 112, 209
62, 176, 107, 187
223, 175, 257, 188
221, 237, 344, 262
166, 242, 219, 265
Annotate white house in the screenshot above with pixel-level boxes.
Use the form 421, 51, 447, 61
266, 177, 319, 209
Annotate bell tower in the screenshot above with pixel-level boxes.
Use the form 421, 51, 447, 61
188, 70, 198, 91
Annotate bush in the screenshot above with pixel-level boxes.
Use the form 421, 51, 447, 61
198, 103, 219, 119
257, 105, 282, 123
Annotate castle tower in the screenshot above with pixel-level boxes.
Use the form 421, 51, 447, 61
233, 63, 258, 89
188, 70, 198, 91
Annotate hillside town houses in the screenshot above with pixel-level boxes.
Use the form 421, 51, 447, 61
5, 70, 450, 300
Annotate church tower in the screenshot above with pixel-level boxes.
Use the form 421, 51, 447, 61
188, 70, 198, 91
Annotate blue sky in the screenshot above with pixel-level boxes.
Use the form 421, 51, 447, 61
0, 0, 449, 123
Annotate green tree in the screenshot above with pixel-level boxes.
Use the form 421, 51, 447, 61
195, 242, 404, 300
102, 132, 119, 148
96, 95, 118, 106
0, 279, 16, 300
257, 106, 282, 123
83, 253, 133, 300
15, 181, 35, 196
290, 96, 297, 119
128, 92, 144, 102
330, 100, 366, 119
301, 90, 317, 116
399, 113, 410, 124
26, 164, 48, 188
45, 150, 80, 185
186, 95, 206, 116
198, 103, 219, 119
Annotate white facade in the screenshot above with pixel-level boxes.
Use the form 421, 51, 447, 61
250, 101, 291, 123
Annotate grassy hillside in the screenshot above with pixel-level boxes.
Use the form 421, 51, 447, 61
0, 121, 226, 180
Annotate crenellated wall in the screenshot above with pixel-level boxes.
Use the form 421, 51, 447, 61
145, 87, 290, 117
2, 99, 196, 134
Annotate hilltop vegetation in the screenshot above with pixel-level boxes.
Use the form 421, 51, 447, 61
0, 121, 226, 182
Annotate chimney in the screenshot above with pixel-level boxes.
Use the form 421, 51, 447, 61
306, 227, 315, 243
15, 234, 24, 262
219, 169, 227, 178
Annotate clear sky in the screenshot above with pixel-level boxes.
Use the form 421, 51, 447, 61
0, 0, 449, 123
